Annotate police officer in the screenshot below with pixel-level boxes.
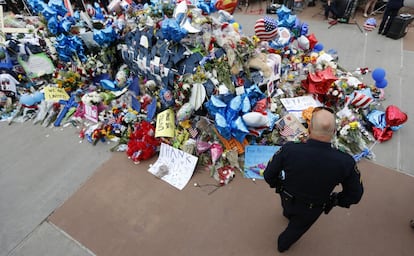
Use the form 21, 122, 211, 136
264, 107, 364, 253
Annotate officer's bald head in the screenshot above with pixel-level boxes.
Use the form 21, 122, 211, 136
309, 108, 336, 142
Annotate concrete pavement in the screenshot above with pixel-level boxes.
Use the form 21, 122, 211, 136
0, 123, 112, 256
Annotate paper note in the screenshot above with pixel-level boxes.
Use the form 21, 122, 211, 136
44, 86, 70, 101
155, 108, 175, 138
148, 143, 198, 190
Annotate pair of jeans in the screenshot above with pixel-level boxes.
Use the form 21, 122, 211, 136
378, 7, 401, 34
324, 3, 339, 19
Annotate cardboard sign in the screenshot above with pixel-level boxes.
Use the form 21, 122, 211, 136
280, 95, 321, 122
18, 53, 55, 79
44, 87, 70, 101
275, 113, 308, 142
244, 145, 280, 179
155, 108, 175, 138
148, 143, 198, 190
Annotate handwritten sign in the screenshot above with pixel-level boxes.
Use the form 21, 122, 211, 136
148, 143, 198, 190
244, 145, 280, 179
280, 95, 321, 122
18, 53, 55, 79
44, 87, 70, 102
155, 108, 175, 138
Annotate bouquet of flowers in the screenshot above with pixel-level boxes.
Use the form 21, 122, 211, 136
334, 120, 375, 158
53, 70, 84, 93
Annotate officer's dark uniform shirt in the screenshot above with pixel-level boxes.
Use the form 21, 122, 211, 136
264, 139, 363, 207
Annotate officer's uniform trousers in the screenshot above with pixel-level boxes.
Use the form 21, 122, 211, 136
278, 193, 324, 252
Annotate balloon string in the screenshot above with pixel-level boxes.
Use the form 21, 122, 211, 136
369, 140, 378, 151
379, 88, 385, 100
369, 125, 390, 151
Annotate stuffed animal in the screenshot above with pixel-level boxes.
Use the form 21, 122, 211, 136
247, 53, 272, 78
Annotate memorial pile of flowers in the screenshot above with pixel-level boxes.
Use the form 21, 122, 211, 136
0, 0, 408, 186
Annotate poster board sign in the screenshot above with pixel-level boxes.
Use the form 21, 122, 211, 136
155, 108, 175, 138
244, 145, 280, 179
280, 95, 321, 122
17, 53, 55, 79
148, 143, 198, 190
275, 113, 308, 142
44, 86, 70, 101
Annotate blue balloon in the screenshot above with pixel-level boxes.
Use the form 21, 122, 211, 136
32, 91, 44, 103
314, 43, 324, 52
301, 23, 309, 36
375, 79, 388, 89
100, 79, 117, 91
19, 94, 36, 106
372, 68, 386, 82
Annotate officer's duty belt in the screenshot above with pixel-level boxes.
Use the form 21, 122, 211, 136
281, 189, 327, 209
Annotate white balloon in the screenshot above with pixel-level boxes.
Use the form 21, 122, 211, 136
297, 35, 310, 50
242, 112, 268, 128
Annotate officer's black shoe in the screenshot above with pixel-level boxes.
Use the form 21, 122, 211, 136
282, 211, 291, 220
278, 246, 288, 253
410, 219, 414, 229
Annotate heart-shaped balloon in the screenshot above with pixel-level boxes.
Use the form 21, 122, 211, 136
372, 127, 393, 142
385, 105, 408, 127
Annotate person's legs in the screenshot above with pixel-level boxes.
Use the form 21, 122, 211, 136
324, 4, 330, 19
383, 8, 400, 35
364, 0, 378, 17
364, 0, 372, 17
277, 205, 323, 252
330, 2, 339, 19
378, 8, 391, 34
369, 0, 378, 14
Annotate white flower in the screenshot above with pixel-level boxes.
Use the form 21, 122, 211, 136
182, 83, 191, 91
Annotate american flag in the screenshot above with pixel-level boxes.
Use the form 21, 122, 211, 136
350, 91, 373, 109
187, 127, 199, 139
254, 16, 278, 41
279, 126, 296, 138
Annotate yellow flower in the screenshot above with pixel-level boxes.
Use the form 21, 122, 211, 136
349, 121, 359, 130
